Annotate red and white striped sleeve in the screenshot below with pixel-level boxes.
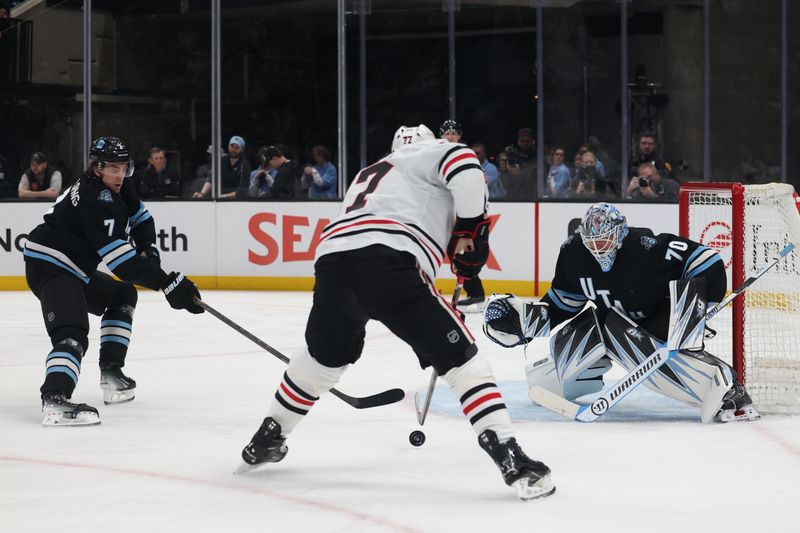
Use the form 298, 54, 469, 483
438, 145, 486, 219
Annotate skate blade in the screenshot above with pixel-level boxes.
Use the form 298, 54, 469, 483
42, 411, 101, 427
233, 462, 267, 475
716, 405, 762, 423
458, 303, 485, 314
103, 389, 135, 405
513, 474, 556, 501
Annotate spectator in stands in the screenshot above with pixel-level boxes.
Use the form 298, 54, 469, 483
569, 149, 600, 199
193, 135, 251, 199
504, 128, 537, 200
302, 144, 337, 199
545, 146, 570, 198
249, 146, 276, 198
505, 127, 536, 170
626, 161, 680, 201
18, 152, 62, 200
0, 3, 9, 18
264, 145, 301, 199
135, 147, 182, 199
629, 132, 672, 181
472, 142, 504, 200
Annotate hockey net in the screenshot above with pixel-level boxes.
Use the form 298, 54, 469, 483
679, 182, 800, 413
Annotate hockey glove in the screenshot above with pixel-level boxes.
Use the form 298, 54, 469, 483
162, 272, 204, 314
447, 216, 490, 279
138, 243, 161, 267
483, 294, 550, 348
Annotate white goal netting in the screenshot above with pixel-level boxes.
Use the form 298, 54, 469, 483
682, 182, 800, 414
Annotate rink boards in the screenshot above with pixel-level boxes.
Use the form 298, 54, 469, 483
0, 201, 679, 294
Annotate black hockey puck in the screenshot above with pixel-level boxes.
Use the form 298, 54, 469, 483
409, 430, 426, 447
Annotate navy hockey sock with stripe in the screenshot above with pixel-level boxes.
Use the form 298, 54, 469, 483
41, 337, 85, 398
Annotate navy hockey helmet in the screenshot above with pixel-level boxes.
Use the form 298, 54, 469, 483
89, 137, 135, 177
439, 119, 462, 137
579, 203, 629, 272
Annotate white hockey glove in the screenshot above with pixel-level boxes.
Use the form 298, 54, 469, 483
483, 294, 550, 348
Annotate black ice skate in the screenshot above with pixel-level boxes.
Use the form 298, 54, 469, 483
478, 430, 555, 501
100, 365, 136, 405
457, 295, 486, 314
41, 392, 100, 427
716, 381, 761, 422
241, 417, 288, 466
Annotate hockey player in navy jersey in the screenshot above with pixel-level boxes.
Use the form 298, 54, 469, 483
241, 124, 555, 501
484, 202, 760, 423
24, 137, 204, 427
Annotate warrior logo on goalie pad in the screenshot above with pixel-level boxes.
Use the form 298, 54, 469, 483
605, 308, 728, 407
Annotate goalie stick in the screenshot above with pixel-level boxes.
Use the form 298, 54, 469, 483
195, 298, 405, 409
531, 242, 795, 422
414, 279, 464, 425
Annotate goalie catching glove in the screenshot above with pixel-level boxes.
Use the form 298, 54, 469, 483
447, 215, 490, 279
162, 272, 204, 314
483, 294, 550, 347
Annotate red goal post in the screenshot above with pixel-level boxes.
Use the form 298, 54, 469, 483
679, 182, 800, 413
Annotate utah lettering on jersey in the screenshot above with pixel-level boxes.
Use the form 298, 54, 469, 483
579, 277, 646, 320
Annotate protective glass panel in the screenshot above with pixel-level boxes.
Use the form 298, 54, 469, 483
709, 0, 781, 184
351, 0, 448, 180
541, 1, 621, 202
455, 2, 538, 202
221, 1, 339, 200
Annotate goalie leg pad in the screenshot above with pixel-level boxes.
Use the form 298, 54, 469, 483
604, 308, 741, 419
549, 301, 607, 383
266, 347, 348, 435
525, 329, 611, 403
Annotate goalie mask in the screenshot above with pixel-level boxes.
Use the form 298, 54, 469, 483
391, 124, 436, 153
579, 203, 629, 272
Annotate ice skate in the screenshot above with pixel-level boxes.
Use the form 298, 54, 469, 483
100, 365, 136, 405
241, 417, 288, 467
457, 295, 486, 314
716, 381, 761, 422
42, 392, 100, 427
478, 430, 555, 501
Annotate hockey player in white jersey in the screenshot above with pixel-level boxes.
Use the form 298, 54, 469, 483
483, 203, 760, 423
241, 124, 555, 501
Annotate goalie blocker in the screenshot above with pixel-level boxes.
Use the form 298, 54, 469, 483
483, 280, 759, 423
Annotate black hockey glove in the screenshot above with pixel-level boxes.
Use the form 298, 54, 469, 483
162, 272, 204, 314
447, 215, 490, 279
138, 243, 161, 267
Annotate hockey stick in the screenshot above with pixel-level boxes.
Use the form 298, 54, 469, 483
413, 278, 464, 425
531, 242, 796, 422
195, 299, 405, 409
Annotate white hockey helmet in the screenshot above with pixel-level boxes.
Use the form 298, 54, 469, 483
391, 124, 436, 152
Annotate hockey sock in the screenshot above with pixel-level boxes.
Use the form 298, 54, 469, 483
99, 307, 133, 369
266, 348, 348, 435
443, 355, 515, 442
41, 337, 86, 398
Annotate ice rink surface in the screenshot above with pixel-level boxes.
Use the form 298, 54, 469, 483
2, 290, 799, 533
